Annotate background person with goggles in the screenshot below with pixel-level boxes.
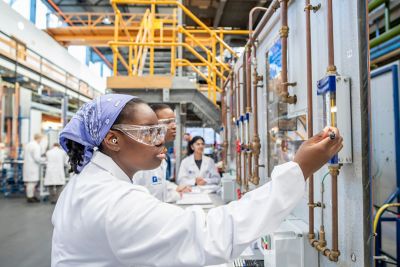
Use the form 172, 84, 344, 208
53, 94, 343, 267
132, 104, 191, 202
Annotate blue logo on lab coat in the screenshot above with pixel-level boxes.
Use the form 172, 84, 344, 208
151, 176, 160, 185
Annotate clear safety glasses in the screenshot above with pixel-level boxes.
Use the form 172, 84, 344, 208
112, 124, 167, 146
158, 118, 176, 128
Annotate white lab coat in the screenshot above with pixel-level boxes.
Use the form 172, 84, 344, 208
23, 141, 44, 182
177, 154, 220, 186
51, 151, 305, 267
133, 160, 180, 203
44, 147, 68, 186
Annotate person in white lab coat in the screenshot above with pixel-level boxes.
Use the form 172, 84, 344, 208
177, 136, 221, 186
133, 104, 191, 202
23, 133, 44, 203
52, 94, 343, 267
44, 143, 68, 204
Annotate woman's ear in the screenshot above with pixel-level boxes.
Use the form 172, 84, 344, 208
103, 131, 120, 152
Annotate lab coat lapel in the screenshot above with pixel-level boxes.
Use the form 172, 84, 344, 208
199, 155, 208, 178
190, 154, 201, 178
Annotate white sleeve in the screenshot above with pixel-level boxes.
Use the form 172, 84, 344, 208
177, 159, 195, 186
165, 181, 180, 203
105, 161, 305, 267
204, 159, 221, 185
33, 146, 44, 164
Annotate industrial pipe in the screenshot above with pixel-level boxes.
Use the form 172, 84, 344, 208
235, 65, 243, 186
242, 55, 249, 192
330, 166, 340, 260
368, 0, 386, 12
251, 0, 280, 42
280, 0, 297, 103
370, 24, 400, 49
251, 60, 263, 185
245, 46, 253, 181
221, 75, 230, 169
305, 0, 316, 244
249, 7, 269, 39
326, 0, 336, 74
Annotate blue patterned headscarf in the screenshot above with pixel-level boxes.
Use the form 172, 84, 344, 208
59, 94, 136, 172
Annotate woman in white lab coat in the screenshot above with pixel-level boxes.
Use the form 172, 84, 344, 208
44, 143, 68, 204
52, 94, 343, 267
178, 136, 220, 186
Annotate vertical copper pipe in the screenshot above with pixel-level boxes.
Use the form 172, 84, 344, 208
236, 66, 243, 186
251, 51, 262, 185
327, 0, 339, 261
332, 173, 338, 251
305, 0, 315, 242
328, 166, 340, 261
280, 0, 288, 97
246, 47, 252, 113
327, 0, 336, 74
245, 47, 253, 181
279, 0, 296, 104
221, 77, 229, 168
242, 55, 248, 192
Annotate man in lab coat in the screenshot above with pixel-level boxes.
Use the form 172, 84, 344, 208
23, 133, 45, 203
44, 143, 68, 204
132, 104, 191, 202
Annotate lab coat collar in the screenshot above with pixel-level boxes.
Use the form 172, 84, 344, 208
190, 154, 206, 171
90, 151, 132, 184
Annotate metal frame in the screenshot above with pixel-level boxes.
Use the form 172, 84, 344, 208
371, 64, 400, 266
109, 0, 244, 105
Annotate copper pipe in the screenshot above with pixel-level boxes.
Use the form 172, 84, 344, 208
279, 0, 297, 104
251, 67, 262, 185
330, 166, 340, 258
249, 7, 269, 40
221, 75, 228, 169
245, 46, 253, 181
245, 48, 252, 114
242, 55, 249, 192
235, 65, 243, 186
327, 0, 336, 74
251, 0, 280, 42
305, 0, 315, 242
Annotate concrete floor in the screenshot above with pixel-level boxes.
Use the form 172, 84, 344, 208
0, 196, 54, 267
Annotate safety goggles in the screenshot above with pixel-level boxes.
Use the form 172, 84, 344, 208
112, 124, 167, 146
158, 118, 176, 128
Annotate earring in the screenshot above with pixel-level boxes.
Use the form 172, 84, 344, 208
112, 138, 117, 143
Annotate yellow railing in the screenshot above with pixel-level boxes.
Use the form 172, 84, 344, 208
109, 0, 246, 105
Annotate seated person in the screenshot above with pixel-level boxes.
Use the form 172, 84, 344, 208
177, 136, 220, 186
